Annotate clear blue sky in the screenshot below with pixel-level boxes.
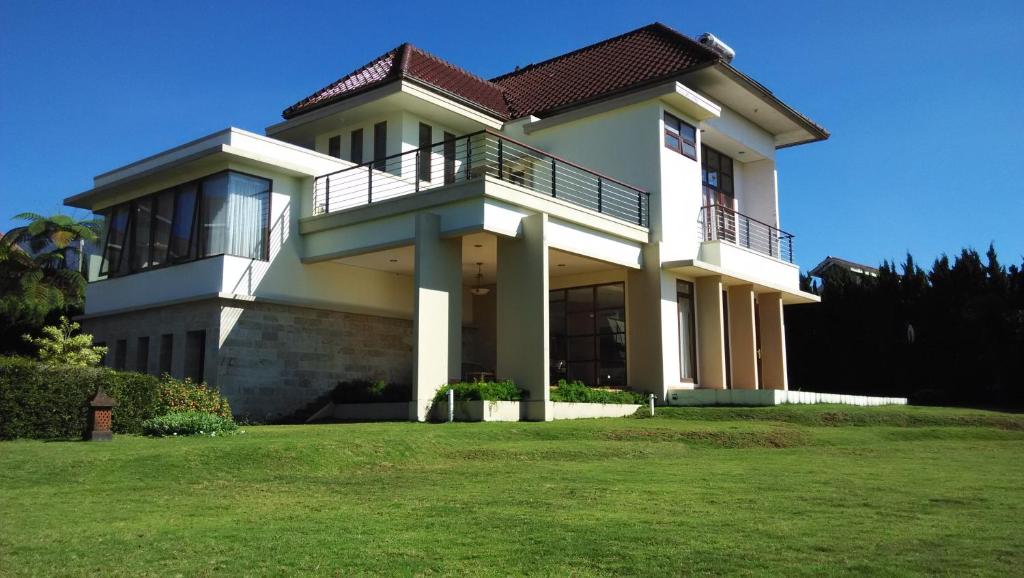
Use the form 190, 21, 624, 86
2, 0, 1021, 272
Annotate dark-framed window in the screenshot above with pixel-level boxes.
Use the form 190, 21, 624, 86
97, 170, 271, 279
418, 122, 432, 182
327, 135, 341, 158
443, 131, 456, 184
373, 121, 387, 171
664, 112, 697, 160
184, 330, 205, 382
350, 129, 363, 165
702, 144, 735, 211
550, 282, 626, 387
136, 336, 150, 374
677, 280, 697, 381
159, 334, 173, 375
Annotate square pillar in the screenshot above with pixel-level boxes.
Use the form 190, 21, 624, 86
758, 292, 788, 390
727, 284, 759, 390
496, 213, 550, 421
695, 276, 727, 389
411, 213, 463, 421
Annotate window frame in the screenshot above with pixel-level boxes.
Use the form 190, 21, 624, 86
677, 280, 697, 382
373, 121, 387, 171
418, 122, 432, 182
327, 135, 341, 158
350, 128, 363, 165
96, 169, 272, 281
549, 281, 627, 387
664, 112, 698, 160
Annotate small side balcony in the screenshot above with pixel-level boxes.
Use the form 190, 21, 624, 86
698, 204, 795, 263
311, 129, 650, 228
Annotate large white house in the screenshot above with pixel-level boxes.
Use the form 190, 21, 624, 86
66, 23, 828, 420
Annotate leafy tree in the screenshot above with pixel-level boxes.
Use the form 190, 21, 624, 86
22, 316, 107, 367
1, 212, 101, 354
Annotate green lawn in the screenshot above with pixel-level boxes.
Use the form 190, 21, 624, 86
1, 405, 1022, 576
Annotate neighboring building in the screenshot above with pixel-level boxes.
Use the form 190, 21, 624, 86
65, 23, 827, 420
809, 256, 879, 280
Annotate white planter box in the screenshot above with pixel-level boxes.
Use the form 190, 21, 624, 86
550, 402, 641, 420
429, 400, 522, 422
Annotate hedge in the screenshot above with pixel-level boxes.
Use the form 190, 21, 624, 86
0, 355, 231, 440
433, 381, 524, 402
549, 380, 646, 404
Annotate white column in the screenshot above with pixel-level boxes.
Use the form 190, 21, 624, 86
496, 213, 550, 421
411, 213, 463, 421
727, 284, 759, 390
695, 276, 727, 389
758, 292, 788, 390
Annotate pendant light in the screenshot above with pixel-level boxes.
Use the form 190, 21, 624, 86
470, 262, 490, 296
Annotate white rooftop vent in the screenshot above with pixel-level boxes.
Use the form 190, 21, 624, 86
698, 33, 736, 63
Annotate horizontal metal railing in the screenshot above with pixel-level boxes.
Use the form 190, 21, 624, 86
313, 130, 650, 227
698, 204, 795, 263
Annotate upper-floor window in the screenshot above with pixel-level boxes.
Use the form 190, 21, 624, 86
373, 122, 387, 170
350, 129, 363, 164
701, 145, 734, 207
418, 123, 432, 182
327, 135, 341, 158
98, 170, 271, 279
664, 112, 697, 160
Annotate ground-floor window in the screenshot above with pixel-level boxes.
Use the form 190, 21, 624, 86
550, 282, 626, 387
184, 330, 206, 382
677, 280, 696, 381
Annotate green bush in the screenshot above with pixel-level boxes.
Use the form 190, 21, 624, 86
0, 355, 232, 440
433, 380, 525, 402
550, 380, 645, 404
141, 411, 238, 437
332, 380, 411, 404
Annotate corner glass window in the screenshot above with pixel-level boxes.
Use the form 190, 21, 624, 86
97, 170, 271, 279
664, 112, 697, 160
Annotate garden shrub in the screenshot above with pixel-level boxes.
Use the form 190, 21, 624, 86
331, 380, 411, 404
141, 411, 238, 437
550, 379, 645, 404
0, 355, 232, 439
433, 380, 525, 402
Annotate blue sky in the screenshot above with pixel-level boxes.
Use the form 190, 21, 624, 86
1, 0, 1021, 273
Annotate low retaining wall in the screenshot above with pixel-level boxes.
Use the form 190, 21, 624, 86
551, 402, 641, 420
428, 400, 521, 422
667, 389, 908, 407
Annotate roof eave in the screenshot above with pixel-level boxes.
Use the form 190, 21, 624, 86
714, 62, 830, 147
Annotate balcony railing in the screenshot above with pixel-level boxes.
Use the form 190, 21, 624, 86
313, 129, 650, 227
698, 204, 795, 263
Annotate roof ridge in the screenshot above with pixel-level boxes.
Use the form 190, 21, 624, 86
490, 22, 720, 83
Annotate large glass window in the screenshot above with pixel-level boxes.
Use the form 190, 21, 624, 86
549, 282, 626, 387
97, 170, 270, 279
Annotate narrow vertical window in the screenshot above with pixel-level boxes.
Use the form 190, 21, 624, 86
350, 129, 363, 164
159, 334, 174, 375
373, 121, 387, 171
184, 330, 206, 382
677, 280, 697, 381
136, 336, 150, 374
418, 123, 432, 182
443, 131, 456, 184
101, 206, 129, 277
327, 135, 341, 158
114, 339, 127, 370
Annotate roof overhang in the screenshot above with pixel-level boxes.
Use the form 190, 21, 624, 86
64, 128, 348, 210
522, 81, 721, 135
681, 63, 829, 149
663, 258, 820, 304
267, 79, 505, 143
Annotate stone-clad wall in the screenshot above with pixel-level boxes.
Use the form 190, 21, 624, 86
81, 298, 414, 421
81, 300, 221, 384
217, 300, 413, 420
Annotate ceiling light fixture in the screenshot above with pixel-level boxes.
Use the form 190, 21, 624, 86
470, 262, 490, 296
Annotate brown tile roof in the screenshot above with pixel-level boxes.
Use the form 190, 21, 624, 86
282, 43, 511, 119
492, 23, 720, 118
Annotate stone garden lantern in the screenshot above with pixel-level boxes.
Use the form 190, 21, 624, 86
85, 385, 117, 442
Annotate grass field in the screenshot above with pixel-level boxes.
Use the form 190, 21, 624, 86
1, 405, 1022, 576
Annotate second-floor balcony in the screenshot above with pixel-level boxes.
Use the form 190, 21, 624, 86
698, 204, 795, 263
312, 130, 650, 227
